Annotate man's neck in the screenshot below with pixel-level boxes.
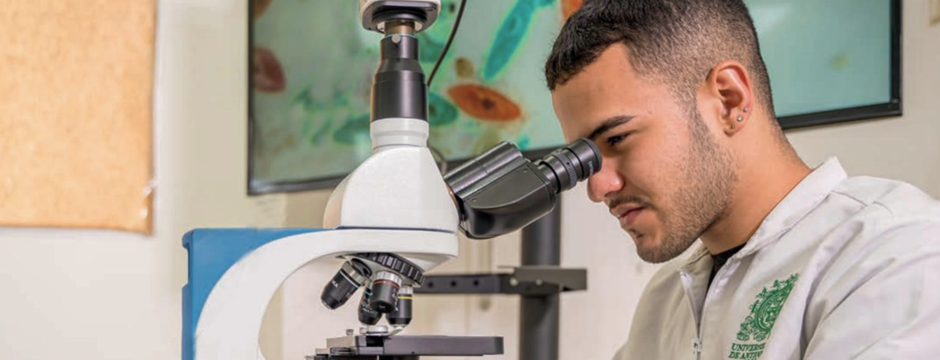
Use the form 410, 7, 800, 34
700, 145, 811, 254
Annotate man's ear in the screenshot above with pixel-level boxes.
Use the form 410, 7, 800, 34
704, 60, 753, 135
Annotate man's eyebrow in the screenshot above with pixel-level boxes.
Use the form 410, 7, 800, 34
587, 115, 636, 141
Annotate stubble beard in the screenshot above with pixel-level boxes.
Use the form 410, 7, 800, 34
634, 109, 737, 263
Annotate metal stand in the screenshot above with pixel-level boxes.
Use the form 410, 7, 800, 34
520, 204, 561, 360
416, 200, 577, 360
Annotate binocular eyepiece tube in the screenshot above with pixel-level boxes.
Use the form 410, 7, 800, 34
444, 138, 602, 239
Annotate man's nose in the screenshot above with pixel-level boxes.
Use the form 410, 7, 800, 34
587, 158, 622, 203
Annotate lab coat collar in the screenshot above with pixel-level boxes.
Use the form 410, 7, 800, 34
683, 157, 848, 268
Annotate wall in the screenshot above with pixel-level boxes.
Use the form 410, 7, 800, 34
279, 2, 940, 360
0, 0, 288, 359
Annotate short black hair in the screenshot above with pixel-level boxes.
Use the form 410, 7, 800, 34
545, 0, 775, 117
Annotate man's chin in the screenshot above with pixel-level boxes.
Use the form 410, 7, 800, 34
633, 236, 695, 264
636, 246, 675, 264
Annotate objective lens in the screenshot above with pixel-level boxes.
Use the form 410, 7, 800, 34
387, 286, 413, 327
536, 138, 602, 193
320, 260, 372, 310
368, 271, 403, 313
358, 287, 382, 325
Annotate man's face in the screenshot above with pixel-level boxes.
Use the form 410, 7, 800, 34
551, 44, 736, 263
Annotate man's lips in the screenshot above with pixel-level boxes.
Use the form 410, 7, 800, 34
611, 204, 646, 227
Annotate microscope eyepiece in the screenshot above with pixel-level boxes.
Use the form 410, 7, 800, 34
444, 138, 601, 239
535, 138, 602, 194
320, 259, 372, 310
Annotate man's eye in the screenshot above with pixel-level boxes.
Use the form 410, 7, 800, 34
606, 134, 628, 147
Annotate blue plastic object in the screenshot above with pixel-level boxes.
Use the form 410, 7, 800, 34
181, 228, 324, 360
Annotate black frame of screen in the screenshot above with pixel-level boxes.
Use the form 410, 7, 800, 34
247, 0, 903, 194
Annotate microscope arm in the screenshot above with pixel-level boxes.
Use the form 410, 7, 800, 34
186, 229, 457, 360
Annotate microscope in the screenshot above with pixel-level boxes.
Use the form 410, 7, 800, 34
182, 1, 600, 359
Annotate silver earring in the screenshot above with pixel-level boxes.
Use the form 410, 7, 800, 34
736, 115, 744, 122
743, 107, 749, 113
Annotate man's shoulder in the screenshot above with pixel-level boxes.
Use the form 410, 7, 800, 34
835, 176, 940, 252
832, 175, 940, 220
809, 176, 940, 303
822, 175, 940, 264
796, 179, 940, 360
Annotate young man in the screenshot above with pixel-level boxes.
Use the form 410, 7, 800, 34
545, 0, 940, 359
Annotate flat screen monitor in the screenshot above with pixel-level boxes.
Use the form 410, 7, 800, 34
248, 0, 900, 193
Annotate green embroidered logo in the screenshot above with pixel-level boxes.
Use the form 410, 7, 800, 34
728, 274, 799, 359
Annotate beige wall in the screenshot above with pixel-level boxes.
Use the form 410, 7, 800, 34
0, 1, 935, 360
0, 0, 289, 359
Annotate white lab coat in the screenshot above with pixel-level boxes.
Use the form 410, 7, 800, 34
613, 158, 940, 360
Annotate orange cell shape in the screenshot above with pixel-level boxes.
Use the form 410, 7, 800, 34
447, 84, 522, 122
253, 46, 286, 93
563, 0, 585, 20
253, 0, 274, 20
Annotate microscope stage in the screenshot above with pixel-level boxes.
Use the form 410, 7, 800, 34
311, 335, 503, 359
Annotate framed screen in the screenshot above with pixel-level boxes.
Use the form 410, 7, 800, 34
249, 0, 901, 194
748, 0, 901, 128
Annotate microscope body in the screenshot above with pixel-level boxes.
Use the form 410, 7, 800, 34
328, 0, 452, 240
321, 0, 459, 326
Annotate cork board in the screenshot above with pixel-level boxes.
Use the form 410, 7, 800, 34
0, 1, 156, 233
